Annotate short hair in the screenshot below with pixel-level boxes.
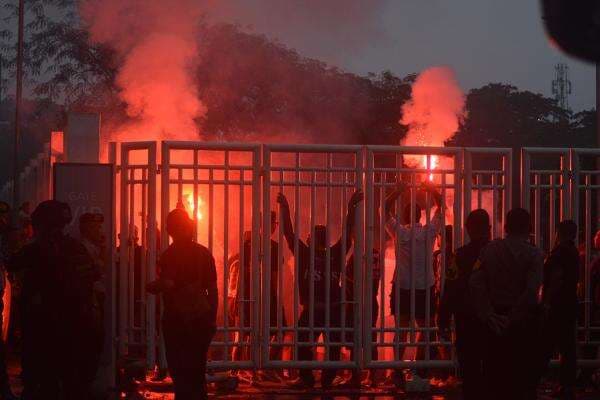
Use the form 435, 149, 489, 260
466, 209, 490, 239
403, 203, 422, 224
166, 208, 193, 238
505, 208, 531, 236
557, 220, 577, 241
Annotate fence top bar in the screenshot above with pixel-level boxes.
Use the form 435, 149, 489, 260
572, 148, 600, 156
121, 141, 157, 151
163, 141, 261, 151
522, 147, 570, 155
366, 145, 461, 155
265, 143, 362, 153
463, 147, 512, 154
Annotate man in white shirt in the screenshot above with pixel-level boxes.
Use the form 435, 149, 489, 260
385, 181, 443, 385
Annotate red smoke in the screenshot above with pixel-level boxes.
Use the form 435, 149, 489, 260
400, 66, 466, 171
80, 0, 206, 143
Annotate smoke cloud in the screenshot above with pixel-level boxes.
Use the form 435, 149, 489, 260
80, 0, 207, 142
400, 66, 466, 151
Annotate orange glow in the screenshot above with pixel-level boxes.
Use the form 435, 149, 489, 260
184, 192, 204, 221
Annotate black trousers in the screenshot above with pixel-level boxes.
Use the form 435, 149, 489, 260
545, 312, 577, 388
297, 304, 341, 386
163, 318, 215, 400
455, 315, 484, 400
484, 319, 540, 400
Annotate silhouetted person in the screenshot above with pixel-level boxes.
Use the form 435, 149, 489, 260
470, 208, 543, 400
277, 190, 363, 390
385, 181, 442, 385
0, 202, 17, 400
147, 209, 218, 400
438, 209, 491, 400
542, 220, 579, 399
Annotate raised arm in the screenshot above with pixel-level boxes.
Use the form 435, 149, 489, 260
384, 181, 409, 220
277, 193, 298, 252
339, 190, 364, 252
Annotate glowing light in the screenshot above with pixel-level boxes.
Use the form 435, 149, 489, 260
184, 192, 204, 220
423, 155, 439, 181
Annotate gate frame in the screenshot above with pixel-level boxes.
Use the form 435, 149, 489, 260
261, 143, 365, 369
160, 141, 262, 370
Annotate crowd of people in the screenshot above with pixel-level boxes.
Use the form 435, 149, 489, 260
0, 179, 599, 399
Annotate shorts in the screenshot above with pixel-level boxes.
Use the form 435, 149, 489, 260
390, 287, 436, 320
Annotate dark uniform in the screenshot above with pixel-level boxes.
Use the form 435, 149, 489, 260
469, 236, 544, 400
438, 239, 488, 400
9, 201, 103, 399
290, 239, 345, 387
542, 240, 579, 390
158, 239, 218, 400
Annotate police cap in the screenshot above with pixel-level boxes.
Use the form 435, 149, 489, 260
79, 212, 104, 225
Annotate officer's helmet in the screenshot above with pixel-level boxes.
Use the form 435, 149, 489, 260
31, 200, 72, 233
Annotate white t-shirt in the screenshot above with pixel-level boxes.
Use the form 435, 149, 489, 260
386, 210, 442, 290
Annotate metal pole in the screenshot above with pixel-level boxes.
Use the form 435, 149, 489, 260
13, 0, 25, 208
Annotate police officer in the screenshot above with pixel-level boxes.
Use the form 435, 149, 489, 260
147, 209, 218, 400
542, 220, 579, 399
438, 209, 490, 400
0, 202, 17, 400
469, 208, 544, 400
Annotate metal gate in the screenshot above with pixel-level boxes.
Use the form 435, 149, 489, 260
523, 148, 600, 366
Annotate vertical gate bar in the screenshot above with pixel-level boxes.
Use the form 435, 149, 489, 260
409, 171, 417, 346
208, 168, 214, 253
223, 151, 231, 364
463, 149, 472, 246
476, 174, 482, 209
585, 174, 591, 343
378, 170, 386, 351
119, 147, 130, 357
140, 167, 147, 346
453, 151, 463, 254
549, 174, 556, 247
440, 172, 447, 298
261, 146, 272, 367
505, 150, 513, 213
159, 142, 170, 371
128, 167, 135, 343
232, 165, 244, 361
277, 168, 284, 352
561, 153, 571, 219
193, 151, 199, 240
534, 174, 541, 248
147, 144, 157, 369
324, 153, 332, 361
492, 173, 498, 239
293, 152, 300, 361
354, 147, 364, 368
340, 170, 348, 360
251, 146, 261, 368
108, 142, 118, 385
309, 171, 316, 357
424, 155, 432, 362
522, 150, 531, 210
365, 150, 374, 366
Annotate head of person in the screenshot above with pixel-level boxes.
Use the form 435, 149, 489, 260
556, 220, 577, 244
20, 201, 31, 215
466, 209, 491, 242
505, 207, 532, 237
31, 200, 72, 237
79, 212, 104, 245
307, 225, 327, 251
166, 208, 193, 242
403, 203, 422, 225
270, 211, 277, 236
594, 230, 600, 249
